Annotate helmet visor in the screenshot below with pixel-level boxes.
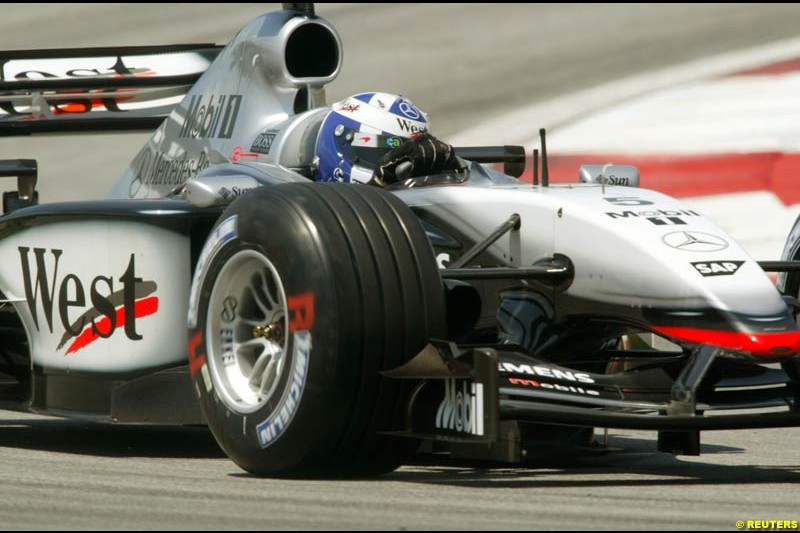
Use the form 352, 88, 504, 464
343, 130, 408, 169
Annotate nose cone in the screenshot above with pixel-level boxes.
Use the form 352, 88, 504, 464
652, 326, 800, 358
651, 308, 800, 359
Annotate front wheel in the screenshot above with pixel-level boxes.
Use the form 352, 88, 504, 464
188, 183, 444, 476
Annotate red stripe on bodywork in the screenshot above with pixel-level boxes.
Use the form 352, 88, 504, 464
230, 146, 259, 163
651, 326, 800, 357
65, 296, 159, 355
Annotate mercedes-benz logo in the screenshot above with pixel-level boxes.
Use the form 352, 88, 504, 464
662, 231, 728, 252
398, 101, 421, 120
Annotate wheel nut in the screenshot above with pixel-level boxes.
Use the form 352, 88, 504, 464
253, 323, 282, 343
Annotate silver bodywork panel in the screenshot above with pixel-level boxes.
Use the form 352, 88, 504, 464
107, 11, 341, 199
398, 183, 783, 316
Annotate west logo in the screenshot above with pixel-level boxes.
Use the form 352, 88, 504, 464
19, 247, 158, 354
0, 56, 147, 117
395, 118, 427, 134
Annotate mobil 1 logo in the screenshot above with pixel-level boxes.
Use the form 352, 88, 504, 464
179, 93, 242, 140
603, 197, 701, 226
691, 261, 744, 277
435, 378, 484, 436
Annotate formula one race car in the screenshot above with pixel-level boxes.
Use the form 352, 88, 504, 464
1, 4, 799, 476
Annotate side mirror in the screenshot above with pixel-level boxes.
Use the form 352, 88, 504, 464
454, 146, 526, 178
578, 164, 640, 187
0, 159, 38, 214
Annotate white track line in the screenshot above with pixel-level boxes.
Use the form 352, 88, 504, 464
549, 73, 800, 154
450, 35, 800, 149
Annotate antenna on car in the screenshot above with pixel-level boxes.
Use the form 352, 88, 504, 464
282, 3, 315, 15
533, 149, 539, 186
540, 128, 549, 187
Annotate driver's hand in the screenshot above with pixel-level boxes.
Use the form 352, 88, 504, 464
371, 133, 461, 186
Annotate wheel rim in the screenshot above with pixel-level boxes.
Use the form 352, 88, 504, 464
206, 249, 288, 414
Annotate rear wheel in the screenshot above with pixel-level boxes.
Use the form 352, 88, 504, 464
188, 183, 444, 476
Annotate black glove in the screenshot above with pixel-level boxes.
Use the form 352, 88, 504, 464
372, 133, 462, 186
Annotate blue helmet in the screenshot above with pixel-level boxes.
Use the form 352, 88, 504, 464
314, 92, 429, 183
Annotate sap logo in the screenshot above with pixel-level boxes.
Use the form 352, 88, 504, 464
691, 261, 744, 277
395, 118, 427, 134
18, 248, 158, 354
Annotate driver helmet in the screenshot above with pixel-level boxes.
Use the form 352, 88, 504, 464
314, 92, 429, 183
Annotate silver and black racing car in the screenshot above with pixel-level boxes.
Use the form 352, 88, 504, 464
0, 4, 799, 475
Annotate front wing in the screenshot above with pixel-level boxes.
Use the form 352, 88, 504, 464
385, 340, 800, 457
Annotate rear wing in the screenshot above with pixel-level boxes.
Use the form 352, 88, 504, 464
0, 44, 222, 136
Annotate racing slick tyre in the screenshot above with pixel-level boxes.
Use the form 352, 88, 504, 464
188, 182, 445, 476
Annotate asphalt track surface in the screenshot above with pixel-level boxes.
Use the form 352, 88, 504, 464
1, 3, 800, 530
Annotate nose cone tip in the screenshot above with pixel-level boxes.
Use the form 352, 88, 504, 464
652, 326, 800, 358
